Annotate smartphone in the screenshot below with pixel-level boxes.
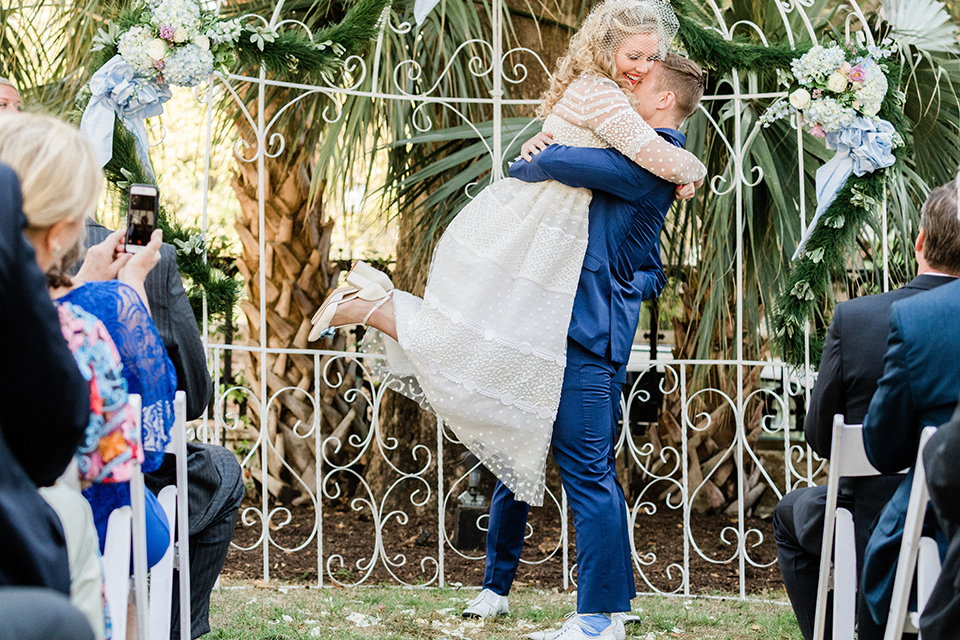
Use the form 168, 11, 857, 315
125, 184, 159, 254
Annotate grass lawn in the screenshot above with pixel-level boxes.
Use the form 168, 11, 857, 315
206, 579, 802, 639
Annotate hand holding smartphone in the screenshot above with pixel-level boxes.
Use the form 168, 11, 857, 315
126, 184, 159, 254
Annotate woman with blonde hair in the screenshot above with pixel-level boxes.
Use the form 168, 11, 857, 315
0, 113, 174, 638
309, 0, 703, 508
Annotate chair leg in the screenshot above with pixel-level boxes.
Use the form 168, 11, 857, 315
832, 508, 857, 640
917, 536, 942, 618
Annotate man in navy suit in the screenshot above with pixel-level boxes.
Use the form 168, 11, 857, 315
773, 181, 960, 640
461, 54, 704, 640
860, 181, 960, 627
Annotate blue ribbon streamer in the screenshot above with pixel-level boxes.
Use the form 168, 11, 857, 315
793, 116, 896, 260
79, 55, 172, 181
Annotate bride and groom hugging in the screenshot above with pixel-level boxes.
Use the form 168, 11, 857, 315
308, 1, 707, 637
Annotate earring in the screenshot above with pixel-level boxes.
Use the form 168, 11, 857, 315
52, 245, 62, 257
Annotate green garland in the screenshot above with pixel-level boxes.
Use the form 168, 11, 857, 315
669, 0, 911, 369
89, 0, 390, 326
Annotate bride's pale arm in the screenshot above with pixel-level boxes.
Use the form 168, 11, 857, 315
552, 77, 706, 184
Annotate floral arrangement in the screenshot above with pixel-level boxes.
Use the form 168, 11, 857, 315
760, 38, 895, 137
92, 0, 243, 88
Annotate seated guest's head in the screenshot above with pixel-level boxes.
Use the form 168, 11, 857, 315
917, 180, 960, 276
0, 77, 23, 114
0, 114, 103, 274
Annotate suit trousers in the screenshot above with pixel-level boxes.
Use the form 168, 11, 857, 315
483, 340, 634, 612
773, 485, 888, 640
145, 442, 245, 640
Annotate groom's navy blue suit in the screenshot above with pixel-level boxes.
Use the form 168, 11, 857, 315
483, 129, 684, 614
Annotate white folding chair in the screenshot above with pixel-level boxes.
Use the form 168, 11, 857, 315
883, 426, 941, 640
813, 416, 887, 640
148, 390, 192, 640
102, 391, 192, 640
102, 394, 150, 640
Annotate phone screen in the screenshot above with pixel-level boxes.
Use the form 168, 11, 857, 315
126, 186, 158, 252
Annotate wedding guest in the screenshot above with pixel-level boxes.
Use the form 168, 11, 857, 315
773, 181, 960, 640
0, 77, 23, 113
0, 113, 176, 637
0, 161, 94, 638
860, 181, 960, 627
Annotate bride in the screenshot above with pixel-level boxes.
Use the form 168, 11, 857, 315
309, 0, 706, 507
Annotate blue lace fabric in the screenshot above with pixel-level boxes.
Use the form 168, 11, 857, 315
59, 281, 177, 474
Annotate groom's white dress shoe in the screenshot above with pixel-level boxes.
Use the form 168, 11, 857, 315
526, 612, 635, 640
462, 588, 509, 618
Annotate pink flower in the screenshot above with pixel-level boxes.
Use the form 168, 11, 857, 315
809, 124, 826, 138
848, 64, 866, 83
159, 25, 175, 41
812, 88, 823, 98
154, 59, 165, 71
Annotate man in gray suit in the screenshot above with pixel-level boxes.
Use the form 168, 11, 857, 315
773, 182, 960, 640
82, 219, 244, 640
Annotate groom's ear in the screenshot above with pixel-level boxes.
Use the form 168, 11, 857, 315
658, 90, 677, 112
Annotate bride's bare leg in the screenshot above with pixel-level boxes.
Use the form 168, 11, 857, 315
328, 296, 398, 341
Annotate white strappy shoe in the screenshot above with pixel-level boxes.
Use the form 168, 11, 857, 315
308, 262, 393, 341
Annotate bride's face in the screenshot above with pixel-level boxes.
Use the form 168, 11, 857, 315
614, 32, 660, 87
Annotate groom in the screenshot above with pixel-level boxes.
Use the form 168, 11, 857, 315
460, 54, 704, 640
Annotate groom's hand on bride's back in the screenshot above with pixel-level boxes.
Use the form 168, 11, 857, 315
520, 131, 554, 161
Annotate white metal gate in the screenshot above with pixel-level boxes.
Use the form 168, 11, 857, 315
194, 0, 884, 597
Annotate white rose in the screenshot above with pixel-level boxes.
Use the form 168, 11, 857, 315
174, 27, 189, 43
147, 38, 168, 61
789, 88, 811, 110
194, 35, 210, 50
826, 71, 849, 93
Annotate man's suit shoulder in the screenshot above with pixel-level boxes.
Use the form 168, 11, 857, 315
891, 276, 960, 318
831, 276, 955, 334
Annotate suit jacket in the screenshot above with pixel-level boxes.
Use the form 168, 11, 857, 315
509, 128, 682, 366
803, 274, 954, 568
862, 277, 960, 624
84, 219, 212, 419
920, 398, 960, 638
0, 163, 89, 592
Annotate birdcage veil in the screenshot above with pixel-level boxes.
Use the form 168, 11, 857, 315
581, 0, 679, 60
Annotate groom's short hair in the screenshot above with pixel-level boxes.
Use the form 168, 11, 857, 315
654, 53, 703, 122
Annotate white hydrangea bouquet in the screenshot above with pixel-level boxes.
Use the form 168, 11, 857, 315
761, 37, 902, 259
80, 0, 244, 177
761, 39, 894, 137
109, 0, 243, 87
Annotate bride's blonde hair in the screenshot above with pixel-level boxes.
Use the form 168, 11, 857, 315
538, 0, 676, 118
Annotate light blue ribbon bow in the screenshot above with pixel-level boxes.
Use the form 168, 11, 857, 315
79, 55, 172, 181
793, 116, 896, 260
413, 0, 442, 25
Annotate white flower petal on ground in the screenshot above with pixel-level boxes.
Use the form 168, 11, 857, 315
346, 612, 380, 627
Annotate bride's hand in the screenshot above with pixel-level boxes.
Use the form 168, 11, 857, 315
675, 183, 696, 201
520, 132, 554, 161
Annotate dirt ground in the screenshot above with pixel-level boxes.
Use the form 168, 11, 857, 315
223, 497, 784, 595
